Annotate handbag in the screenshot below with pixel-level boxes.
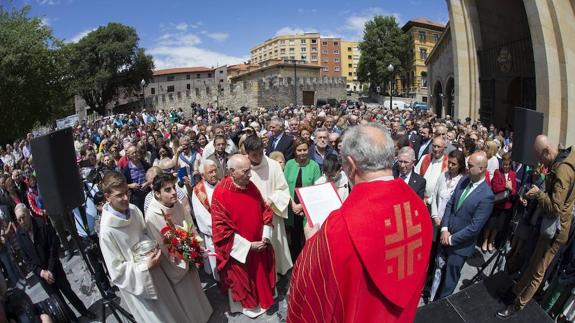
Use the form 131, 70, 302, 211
493, 190, 509, 204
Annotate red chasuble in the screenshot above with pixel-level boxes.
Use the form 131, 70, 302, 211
287, 179, 432, 323
211, 176, 276, 309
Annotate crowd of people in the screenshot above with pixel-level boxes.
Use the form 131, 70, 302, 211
0, 101, 573, 322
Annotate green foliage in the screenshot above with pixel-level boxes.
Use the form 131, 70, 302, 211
0, 5, 73, 144
357, 15, 409, 94
68, 23, 154, 116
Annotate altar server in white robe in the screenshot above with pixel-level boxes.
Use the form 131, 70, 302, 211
99, 171, 185, 323
244, 135, 293, 275
145, 173, 213, 323
191, 159, 220, 280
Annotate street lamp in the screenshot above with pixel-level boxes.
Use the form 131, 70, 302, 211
140, 79, 146, 111
387, 64, 394, 109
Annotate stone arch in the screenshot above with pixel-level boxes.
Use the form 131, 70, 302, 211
433, 80, 443, 117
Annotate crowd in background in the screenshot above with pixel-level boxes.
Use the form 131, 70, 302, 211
0, 101, 574, 322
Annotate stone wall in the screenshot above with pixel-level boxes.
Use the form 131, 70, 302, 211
147, 77, 347, 112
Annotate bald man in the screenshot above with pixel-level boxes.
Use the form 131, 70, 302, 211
498, 135, 575, 318
211, 154, 276, 318
435, 152, 494, 299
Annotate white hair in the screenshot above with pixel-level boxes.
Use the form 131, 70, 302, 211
341, 123, 395, 172
198, 159, 217, 174
397, 146, 416, 161
14, 203, 28, 215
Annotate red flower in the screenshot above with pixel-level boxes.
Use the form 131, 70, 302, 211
170, 237, 179, 246
161, 226, 171, 235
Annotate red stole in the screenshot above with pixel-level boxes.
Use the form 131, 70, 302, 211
211, 176, 276, 309
419, 154, 448, 177
287, 179, 433, 323
193, 180, 211, 212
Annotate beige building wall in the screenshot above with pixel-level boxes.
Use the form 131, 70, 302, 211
341, 41, 361, 91
250, 33, 321, 65
447, 0, 575, 146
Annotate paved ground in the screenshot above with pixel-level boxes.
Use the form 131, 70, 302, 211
24, 246, 502, 322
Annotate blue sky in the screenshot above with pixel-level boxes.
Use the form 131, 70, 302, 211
15, 0, 448, 69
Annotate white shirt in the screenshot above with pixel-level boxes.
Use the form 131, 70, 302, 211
416, 156, 446, 205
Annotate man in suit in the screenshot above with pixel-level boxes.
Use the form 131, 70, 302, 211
436, 152, 494, 298
394, 147, 426, 199
414, 123, 432, 162
266, 118, 294, 160
206, 135, 229, 180
15, 204, 95, 321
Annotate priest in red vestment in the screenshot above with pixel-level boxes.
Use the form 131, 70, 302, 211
287, 124, 433, 323
211, 154, 276, 318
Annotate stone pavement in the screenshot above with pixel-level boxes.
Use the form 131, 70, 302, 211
24, 246, 502, 322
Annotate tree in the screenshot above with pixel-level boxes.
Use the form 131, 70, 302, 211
0, 5, 73, 143
68, 23, 154, 116
357, 16, 408, 95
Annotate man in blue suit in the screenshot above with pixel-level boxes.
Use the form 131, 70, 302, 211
437, 152, 494, 298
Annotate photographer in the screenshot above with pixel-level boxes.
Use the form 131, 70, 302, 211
73, 169, 115, 299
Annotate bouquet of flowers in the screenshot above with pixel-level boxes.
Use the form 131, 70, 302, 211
160, 210, 204, 267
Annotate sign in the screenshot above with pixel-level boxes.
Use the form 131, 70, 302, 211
56, 114, 79, 129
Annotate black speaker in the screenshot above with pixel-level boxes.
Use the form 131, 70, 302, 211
31, 127, 85, 215
512, 107, 544, 167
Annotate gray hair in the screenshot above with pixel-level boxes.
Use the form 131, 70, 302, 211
314, 127, 329, 137
397, 146, 416, 161
270, 118, 285, 129
14, 203, 29, 215
341, 123, 395, 172
199, 159, 217, 174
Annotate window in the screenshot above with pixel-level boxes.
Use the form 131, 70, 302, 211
311, 39, 317, 44
207, 73, 212, 78
322, 49, 328, 54
348, 55, 352, 59
167, 75, 175, 82
334, 58, 340, 63
419, 48, 428, 60
322, 57, 329, 62
348, 72, 353, 76
322, 41, 328, 46
219, 70, 223, 74
279, 40, 286, 45
186, 74, 191, 80
311, 55, 318, 61
348, 47, 352, 51
334, 66, 340, 71
334, 41, 339, 46
289, 40, 295, 45
322, 67, 329, 71
433, 33, 440, 42
311, 47, 317, 53
301, 47, 306, 52
333, 50, 340, 54
167, 85, 175, 92
418, 31, 426, 42
186, 84, 191, 90
195, 88, 200, 96
280, 48, 286, 54
289, 48, 295, 52
196, 74, 201, 78
301, 55, 307, 60
150, 87, 155, 95
348, 64, 353, 68
290, 56, 295, 60
300, 39, 306, 44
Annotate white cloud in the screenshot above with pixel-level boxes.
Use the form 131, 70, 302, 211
67, 28, 96, 43
40, 17, 51, 27
150, 25, 243, 69
175, 23, 188, 31
37, 0, 59, 5
343, 7, 401, 39
205, 32, 229, 42
149, 46, 248, 69
275, 26, 317, 36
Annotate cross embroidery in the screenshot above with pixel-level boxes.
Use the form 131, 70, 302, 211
384, 202, 424, 280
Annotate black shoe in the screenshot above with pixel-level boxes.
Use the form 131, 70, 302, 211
496, 305, 520, 319
82, 310, 97, 320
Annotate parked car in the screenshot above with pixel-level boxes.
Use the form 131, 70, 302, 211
413, 101, 429, 111
383, 100, 409, 110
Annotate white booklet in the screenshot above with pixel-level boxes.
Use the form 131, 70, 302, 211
295, 182, 343, 227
